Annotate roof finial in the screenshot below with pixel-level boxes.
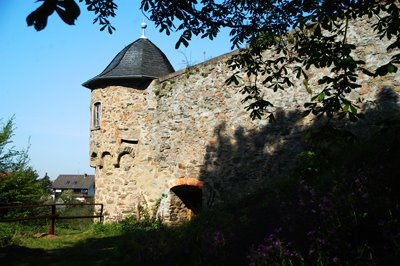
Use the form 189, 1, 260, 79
140, 19, 147, 39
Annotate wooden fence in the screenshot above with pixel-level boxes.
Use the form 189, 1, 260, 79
0, 203, 103, 235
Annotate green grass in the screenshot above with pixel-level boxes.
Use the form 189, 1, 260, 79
14, 227, 102, 250
0, 222, 125, 266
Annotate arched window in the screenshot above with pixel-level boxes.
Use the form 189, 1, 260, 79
93, 101, 101, 128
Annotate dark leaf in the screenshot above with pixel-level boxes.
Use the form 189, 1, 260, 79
26, 0, 56, 31
226, 75, 239, 85
375, 63, 398, 76
361, 68, 375, 76
58, 0, 81, 18
55, 7, 76, 25
302, 109, 312, 117
175, 35, 189, 49
268, 113, 276, 123
108, 25, 113, 34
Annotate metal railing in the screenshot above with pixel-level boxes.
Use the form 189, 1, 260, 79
0, 203, 103, 235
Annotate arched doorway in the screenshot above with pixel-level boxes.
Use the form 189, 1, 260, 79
168, 178, 204, 223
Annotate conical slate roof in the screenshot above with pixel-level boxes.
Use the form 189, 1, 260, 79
83, 38, 175, 89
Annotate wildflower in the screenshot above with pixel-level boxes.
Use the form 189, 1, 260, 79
309, 248, 315, 256
212, 230, 225, 246
307, 230, 316, 237
333, 256, 340, 264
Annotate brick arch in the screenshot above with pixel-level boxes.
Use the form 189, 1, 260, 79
168, 178, 204, 189
168, 178, 204, 221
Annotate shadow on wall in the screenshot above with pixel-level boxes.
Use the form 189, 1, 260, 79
190, 87, 400, 209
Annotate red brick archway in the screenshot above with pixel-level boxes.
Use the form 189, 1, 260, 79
168, 178, 204, 221
168, 178, 204, 189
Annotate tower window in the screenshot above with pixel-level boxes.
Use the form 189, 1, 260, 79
93, 101, 102, 128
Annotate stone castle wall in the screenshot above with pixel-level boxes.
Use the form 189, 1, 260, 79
90, 86, 168, 220
89, 16, 400, 224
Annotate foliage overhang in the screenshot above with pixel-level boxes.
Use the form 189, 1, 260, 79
27, 0, 400, 121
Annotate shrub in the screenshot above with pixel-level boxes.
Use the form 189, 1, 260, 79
0, 223, 16, 247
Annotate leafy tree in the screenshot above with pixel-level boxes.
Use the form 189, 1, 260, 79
0, 170, 47, 205
59, 189, 77, 203
0, 118, 49, 206
27, 0, 400, 121
0, 118, 28, 173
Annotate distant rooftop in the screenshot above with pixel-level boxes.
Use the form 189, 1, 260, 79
82, 38, 175, 89
52, 174, 94, 190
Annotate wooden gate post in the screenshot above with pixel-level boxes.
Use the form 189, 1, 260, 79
100, 204, 104, 223
49, 204, 56, 235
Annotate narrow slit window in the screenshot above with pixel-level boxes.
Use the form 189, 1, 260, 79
93, 102, 101, 128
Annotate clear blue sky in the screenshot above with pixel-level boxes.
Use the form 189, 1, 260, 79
0, 1, 233, 180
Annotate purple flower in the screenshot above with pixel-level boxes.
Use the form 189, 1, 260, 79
333, 256, 340, 264
309, 248, 315, 255
212, 230, 225, 246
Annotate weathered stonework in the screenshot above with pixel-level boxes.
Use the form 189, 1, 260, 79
87, 17, 400, 225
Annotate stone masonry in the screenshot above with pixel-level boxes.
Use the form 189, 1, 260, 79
85, 16, 400, 224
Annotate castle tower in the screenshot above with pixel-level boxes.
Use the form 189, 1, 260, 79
82, 29, 175, 221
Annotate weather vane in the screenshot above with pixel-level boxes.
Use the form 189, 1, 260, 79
140, 19, 147, 39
